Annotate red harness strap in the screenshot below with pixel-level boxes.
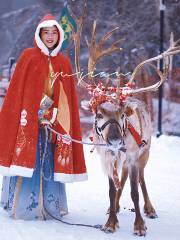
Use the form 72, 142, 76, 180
127, 122, 147, 147
90, 121, 146, 148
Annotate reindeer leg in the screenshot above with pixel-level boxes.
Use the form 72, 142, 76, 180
139, 168, 158, 218
102, 177, 119, 233
115, 166, 128, 213
129, 164, 147, 236
139, 150, 158, 218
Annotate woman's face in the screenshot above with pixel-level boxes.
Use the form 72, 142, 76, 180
41, 26, 59, 50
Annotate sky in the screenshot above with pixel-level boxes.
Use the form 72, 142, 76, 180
0, 135, 180, 240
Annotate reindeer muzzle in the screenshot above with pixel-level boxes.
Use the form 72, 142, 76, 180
107, 140, 126, 152
104, 119, 126, 152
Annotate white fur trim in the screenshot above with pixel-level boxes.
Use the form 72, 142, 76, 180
35, 19, 64, 56
0, 166, 12, 176
9, 165, 33, 177
54, 173, 88, 183
0, 165, 33, 177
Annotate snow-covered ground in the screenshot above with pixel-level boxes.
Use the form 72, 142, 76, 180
0, 135, 180, 240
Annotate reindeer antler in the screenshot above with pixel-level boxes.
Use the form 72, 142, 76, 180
72, 2, 180, 100
86, 20, 123, 83
72, 0, 88, 87
72, 1, 123, 87
127, 40, 180, 94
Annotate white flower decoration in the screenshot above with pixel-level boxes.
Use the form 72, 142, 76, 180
20, 109, 27, 126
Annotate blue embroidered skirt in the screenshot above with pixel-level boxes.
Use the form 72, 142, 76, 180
0, 128, 68, 220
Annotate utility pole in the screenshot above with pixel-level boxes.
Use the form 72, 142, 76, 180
157, 0, 166, 137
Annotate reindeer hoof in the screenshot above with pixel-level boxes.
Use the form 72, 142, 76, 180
134, 219, 147, 236
102, 222, 119, 233
134, 227, 147, 237
146, 212, 158, 219
144, 206, 158, 219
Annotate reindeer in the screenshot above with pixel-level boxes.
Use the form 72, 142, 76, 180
72, 3, 180, 236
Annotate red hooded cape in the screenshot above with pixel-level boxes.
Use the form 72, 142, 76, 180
0, 14, 87, 183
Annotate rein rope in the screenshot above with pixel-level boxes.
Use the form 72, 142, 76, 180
46, 125, 107, 147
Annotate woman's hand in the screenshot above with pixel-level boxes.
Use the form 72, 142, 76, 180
38, 107, 58, 126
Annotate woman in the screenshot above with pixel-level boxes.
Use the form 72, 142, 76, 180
0, 14, 87, 220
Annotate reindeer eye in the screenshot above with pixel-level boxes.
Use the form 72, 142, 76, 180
96, 113, 103, 119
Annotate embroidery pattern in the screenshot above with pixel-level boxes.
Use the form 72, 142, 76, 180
26, 192, 38, 211
15, 109, 27, 157
56, 134, 72, 166
15, 126, 26, 157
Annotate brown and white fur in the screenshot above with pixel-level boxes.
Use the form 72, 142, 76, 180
92, 97, 157, 236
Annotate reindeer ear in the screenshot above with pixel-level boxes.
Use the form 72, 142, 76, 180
81, 100, 91, 111
124, 106, 134, 117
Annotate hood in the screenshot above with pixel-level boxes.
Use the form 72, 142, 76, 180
34, 14, 64, 57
